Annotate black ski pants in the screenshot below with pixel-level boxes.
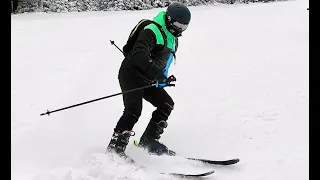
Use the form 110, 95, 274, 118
115, 67, 174, 132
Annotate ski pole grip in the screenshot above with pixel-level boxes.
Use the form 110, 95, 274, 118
167, 75, 176, 83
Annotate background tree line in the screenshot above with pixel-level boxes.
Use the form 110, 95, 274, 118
11, 0, 287, 13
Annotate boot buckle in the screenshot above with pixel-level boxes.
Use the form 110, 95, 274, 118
122, 130, 135, 136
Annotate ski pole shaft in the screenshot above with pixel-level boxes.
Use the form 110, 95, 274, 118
40, 83, 155, 116
110, 40, 123, 54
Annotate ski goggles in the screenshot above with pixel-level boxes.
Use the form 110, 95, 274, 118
172, 21, 189, 32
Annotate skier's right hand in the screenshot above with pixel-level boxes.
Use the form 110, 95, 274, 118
154, 73, 167, 84
154, 74, 168, 88
154, 75, 176, 88
155, 81, 167, 88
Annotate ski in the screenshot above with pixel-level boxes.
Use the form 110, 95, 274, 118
123, 155, 215, 178
133, 140, 240, 166
107, 148, 215, 178
186, 157, 240, 165
161, 170, 215, 178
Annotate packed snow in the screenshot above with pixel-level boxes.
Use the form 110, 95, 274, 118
11, 0, 309, 180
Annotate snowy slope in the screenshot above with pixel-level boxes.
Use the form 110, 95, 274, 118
11, 0, 309, 180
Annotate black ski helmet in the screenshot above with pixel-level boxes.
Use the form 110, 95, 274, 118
165, 2, 191, 37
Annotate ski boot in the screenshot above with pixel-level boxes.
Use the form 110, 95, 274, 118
106, 130, 136, 163
138, 120, 176, 156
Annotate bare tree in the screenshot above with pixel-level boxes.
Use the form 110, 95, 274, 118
12, 0, 18, 12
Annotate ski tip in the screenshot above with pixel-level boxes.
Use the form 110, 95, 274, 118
165, 170, 215, 177
231, 158, 240, 164
220, 158, 240, 165
187, 157, 240, 165
196, 170, 215, 176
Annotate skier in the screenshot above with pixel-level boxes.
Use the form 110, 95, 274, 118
106, 2, 191, 160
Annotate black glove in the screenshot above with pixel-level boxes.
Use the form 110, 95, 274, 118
155, 73, 167, 83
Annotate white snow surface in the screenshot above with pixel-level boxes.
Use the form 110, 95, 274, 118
11, 1, 309, 180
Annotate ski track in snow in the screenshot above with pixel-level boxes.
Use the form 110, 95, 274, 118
12, 1, 309, 180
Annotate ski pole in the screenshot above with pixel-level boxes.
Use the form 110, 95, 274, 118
40, 83, 156, 116
110, 40, 123, 54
